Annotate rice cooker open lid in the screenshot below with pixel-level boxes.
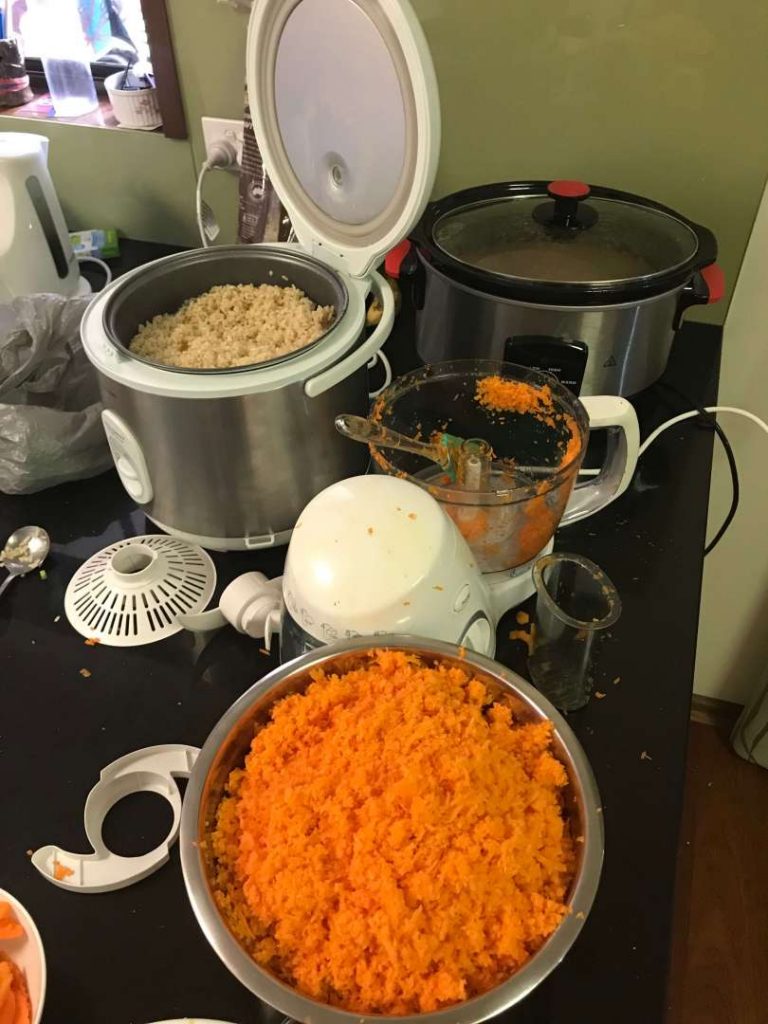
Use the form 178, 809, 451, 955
418, 180, 719, 304
245, 0, 440, 279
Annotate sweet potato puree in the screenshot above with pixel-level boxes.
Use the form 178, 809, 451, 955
210, 650, 575, 1014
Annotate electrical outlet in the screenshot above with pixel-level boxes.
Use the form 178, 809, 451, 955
201, 116, 244, 169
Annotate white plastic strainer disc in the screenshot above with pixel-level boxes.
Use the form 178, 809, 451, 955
64, 535, 216, 647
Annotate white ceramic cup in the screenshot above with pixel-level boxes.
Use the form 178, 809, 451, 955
105, 71, 162, 129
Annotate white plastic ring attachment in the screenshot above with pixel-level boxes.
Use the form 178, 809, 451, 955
368, 349, 393, 398
31, 745, 199, 893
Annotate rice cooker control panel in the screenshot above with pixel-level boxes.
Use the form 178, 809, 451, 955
101, 410, 154, 505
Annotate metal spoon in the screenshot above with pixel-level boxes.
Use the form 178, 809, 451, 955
0, 526, 50, 600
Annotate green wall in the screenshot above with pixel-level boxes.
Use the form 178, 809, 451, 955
2, 0, 767, 319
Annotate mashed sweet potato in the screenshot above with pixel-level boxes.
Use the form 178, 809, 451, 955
210, 650, 575, 1014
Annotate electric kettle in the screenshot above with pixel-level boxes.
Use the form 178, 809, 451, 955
0, 132, 81, 301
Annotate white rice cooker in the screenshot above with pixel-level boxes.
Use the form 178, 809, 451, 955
80, 0, 441, 550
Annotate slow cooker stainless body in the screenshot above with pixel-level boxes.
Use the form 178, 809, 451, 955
409, 181, 722, 397
81, 246, 393, 550
414, 258, 691, 397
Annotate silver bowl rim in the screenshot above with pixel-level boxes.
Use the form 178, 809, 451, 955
180, 636, 604, 1024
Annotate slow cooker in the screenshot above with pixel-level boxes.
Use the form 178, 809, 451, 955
396, 179, 724, 396
81, 0, 441, 550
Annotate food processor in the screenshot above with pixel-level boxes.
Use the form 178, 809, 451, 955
181, 475, 498, 660
178, 362, 639, 654
279, 475, 496, 659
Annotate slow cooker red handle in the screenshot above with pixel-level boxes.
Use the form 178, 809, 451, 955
674, 263, 725, 329
700, 263, 725, 304
385, 240, 413, 279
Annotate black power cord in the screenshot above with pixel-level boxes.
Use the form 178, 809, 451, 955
656, 382, 740, 556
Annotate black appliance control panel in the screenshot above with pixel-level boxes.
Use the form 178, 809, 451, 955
504, 336, 589, 396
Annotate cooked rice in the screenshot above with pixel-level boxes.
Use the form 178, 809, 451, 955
129, 283, 335, 369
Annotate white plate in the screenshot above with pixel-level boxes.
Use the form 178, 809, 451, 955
0, 888, 46, 1024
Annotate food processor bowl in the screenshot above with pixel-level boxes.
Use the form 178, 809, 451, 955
370, 360, 589, 572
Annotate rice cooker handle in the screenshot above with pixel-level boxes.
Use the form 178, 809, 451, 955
303, 271, 395, 400
560, 396, 640, 526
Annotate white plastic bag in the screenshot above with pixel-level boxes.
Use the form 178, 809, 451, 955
0, 293, 112, 494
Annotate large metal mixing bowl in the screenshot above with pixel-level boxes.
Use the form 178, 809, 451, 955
180, 637, 604, 1023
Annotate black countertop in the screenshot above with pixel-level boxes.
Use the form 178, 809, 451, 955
1, 242, 721, 1024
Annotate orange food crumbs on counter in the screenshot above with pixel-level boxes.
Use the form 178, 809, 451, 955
515, 611, 530, 625
84, 638, 100, 646
640, 750, 653, 761
78, 668, 91, 678
594, 691, 606, 700
0, 958, 31, 1024
53, 861, 73, 881
612, 676, 621, 686
407, 512, 417, 520
211, 650, 574, 1015
508, 628, 535, 655
0, 904, 23, 941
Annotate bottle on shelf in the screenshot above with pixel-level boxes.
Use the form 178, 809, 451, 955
23, 0, 98, 117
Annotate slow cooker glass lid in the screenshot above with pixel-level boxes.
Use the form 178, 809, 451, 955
432, 194, 700, 286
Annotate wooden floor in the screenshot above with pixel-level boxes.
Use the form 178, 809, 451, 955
667, 720, 768, 1024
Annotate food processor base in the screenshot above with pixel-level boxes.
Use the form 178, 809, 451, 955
484, 538, 555, 619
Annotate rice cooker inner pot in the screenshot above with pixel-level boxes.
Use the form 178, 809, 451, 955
103, 246, 350, 374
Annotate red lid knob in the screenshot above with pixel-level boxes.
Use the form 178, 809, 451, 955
548, 180, 591, 199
